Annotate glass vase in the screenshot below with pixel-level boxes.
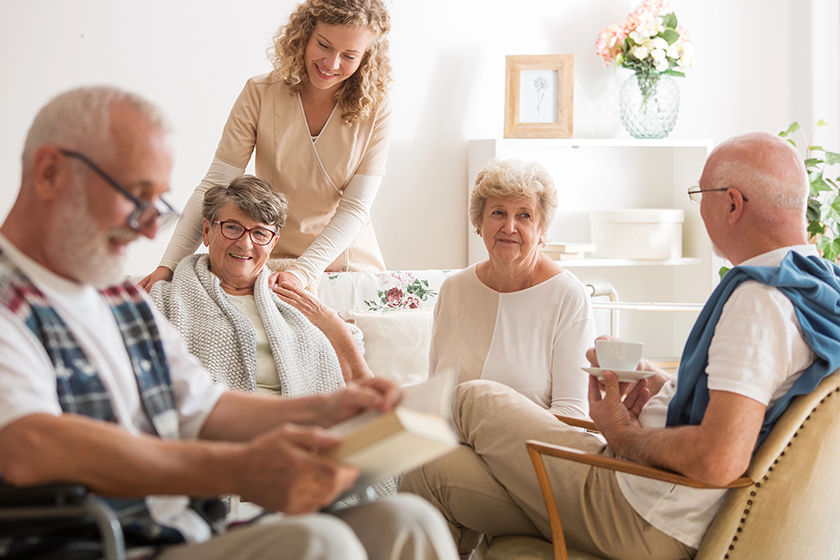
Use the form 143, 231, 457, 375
619, 73, 680, 139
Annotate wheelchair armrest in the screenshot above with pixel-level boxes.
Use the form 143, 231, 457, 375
0, 480, 88, 507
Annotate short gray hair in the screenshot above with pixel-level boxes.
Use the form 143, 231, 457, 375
202, 175, 288, 231
469, 158, 558, 235
21, 86, 170, 181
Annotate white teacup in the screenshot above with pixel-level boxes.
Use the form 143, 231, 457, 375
595, 340, 643, 371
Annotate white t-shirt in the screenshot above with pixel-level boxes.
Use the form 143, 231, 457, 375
617, 245, 818, 548
227, 293, 282, 394
0, 234, 225, 543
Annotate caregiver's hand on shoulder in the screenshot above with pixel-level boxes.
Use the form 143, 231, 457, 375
269, 271, 304, 293
138, 266, 173, 292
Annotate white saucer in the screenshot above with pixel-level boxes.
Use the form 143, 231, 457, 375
582, 367, 654, 382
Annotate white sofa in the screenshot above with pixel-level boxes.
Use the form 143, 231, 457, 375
316, 270, 457, 386
315, 270, 690, 382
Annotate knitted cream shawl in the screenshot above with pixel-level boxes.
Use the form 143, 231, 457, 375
150, 254, 345, 397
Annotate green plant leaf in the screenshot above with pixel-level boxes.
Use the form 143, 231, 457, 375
824, 195, 840, 224
808, 198, 822, 219
819, 236, 840, 263
808, 220, 826, 238
816, 235, 830, 254
812, 171, 832, 194
798, 119, 840, 263
718, 266, 731, 280
662, 69, 685, 78
780, 122, 800, 137
661, 13, 678, 29
661, 28, 680, 45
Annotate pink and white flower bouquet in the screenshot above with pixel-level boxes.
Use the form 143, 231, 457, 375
595, 0, 694, 82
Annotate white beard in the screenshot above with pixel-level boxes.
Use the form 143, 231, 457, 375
49, 178, 135, 289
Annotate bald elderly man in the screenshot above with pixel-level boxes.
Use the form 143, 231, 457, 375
401, 132, 840, 560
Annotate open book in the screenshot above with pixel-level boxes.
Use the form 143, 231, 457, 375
328, 369, 459, 491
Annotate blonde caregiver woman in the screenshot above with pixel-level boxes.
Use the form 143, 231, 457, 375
140, 0, 392, 293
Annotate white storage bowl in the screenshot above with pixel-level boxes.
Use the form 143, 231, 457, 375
590, 209, 684, 259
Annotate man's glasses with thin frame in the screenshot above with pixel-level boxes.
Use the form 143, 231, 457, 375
59, 148, 180, 231
687, 186, 749, 205
213, 220, 278, 246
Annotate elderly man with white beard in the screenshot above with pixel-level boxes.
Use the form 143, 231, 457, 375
0, 86, 457, 560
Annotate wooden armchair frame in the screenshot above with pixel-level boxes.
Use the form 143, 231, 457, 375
526, 436, 751, 560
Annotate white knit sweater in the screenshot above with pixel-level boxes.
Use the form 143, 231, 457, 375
150, 254, 345, 397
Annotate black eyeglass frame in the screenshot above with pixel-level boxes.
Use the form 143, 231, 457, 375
687, 186, 749, 205
59, 148, 179, 231
212, 220, 278, 246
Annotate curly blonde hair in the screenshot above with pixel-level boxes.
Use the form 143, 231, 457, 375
268, 0, 391, 125
469, 159, 558, 237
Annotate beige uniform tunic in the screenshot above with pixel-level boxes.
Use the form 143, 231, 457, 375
217, 73, 390, 269
160, 73, 392, 282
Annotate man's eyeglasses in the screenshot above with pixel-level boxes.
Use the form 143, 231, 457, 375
687, 186, 750, 205
213, 220, 278, 246
59, 148, 180, 231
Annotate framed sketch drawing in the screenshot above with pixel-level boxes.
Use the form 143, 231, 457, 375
504, 54, 574, 138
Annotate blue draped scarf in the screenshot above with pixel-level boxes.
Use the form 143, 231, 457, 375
666, 250, 840, 446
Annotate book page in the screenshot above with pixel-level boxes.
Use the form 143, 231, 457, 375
329, 367, 458, 438
400, 366, 458, 419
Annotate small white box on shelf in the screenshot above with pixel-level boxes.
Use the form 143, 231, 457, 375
590, 209, 684, 259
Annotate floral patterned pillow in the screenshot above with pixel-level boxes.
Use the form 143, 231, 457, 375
317, 270, 456, 315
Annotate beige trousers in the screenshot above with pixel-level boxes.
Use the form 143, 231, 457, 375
155, 494, 458, 560
400, 380, 696, 560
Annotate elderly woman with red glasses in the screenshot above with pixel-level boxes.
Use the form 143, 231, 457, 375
150, 175, 371, 398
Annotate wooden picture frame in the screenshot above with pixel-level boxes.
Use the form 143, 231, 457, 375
504, 54, 574, 138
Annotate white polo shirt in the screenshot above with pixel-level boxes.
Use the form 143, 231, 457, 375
616, 245, 818, 548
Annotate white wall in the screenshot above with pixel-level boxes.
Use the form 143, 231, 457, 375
0, 0, 837, 275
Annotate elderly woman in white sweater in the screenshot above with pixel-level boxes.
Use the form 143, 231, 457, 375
428, 158, 595, 418
150, 175, 371, 397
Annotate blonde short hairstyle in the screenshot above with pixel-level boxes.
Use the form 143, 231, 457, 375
268, 0, 391, 125
469, 159, 558, 236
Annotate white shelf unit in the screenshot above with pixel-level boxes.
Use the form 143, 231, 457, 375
554, 257, 702, 268
467, 138, 717, 360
